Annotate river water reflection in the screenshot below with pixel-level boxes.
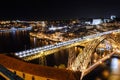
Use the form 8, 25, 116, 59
109, 57, 120, 80
0, 31, 30, 53
83, 56, 120, 80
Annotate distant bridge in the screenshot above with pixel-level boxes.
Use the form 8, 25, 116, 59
0, 26, 32, 32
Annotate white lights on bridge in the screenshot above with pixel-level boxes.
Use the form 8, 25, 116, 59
15, 29, 120, 59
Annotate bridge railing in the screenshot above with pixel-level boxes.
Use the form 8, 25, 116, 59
15, 29, 120, 58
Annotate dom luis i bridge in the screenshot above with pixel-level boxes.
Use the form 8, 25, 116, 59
15, 29, 120, 80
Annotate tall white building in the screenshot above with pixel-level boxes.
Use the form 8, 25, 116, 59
92, 19, 103, 25
110, 15, 116, 20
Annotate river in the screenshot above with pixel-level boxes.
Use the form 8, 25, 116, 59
83, 56, 120, 80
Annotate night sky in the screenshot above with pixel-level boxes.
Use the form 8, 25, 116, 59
0, 0, 120, 20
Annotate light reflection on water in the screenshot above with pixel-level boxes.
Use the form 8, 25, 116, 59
111, 58, 119, 73
83, 57, 120, 80
108, 57, 120, 80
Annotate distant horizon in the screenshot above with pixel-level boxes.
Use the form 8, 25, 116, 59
0, 15, 119, 21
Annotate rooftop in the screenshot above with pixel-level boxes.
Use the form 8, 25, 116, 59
0, 54, 81, 80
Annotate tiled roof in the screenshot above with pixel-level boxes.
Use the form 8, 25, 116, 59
0, 54, 81, 80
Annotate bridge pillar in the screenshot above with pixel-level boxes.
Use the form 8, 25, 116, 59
38, 56, 47, 66
67, 47, 76, 69
67, 46, 84, 69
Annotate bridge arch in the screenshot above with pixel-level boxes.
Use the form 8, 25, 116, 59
70, 35, 120, 72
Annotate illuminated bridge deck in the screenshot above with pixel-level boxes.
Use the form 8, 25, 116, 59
15, 29, 120, 61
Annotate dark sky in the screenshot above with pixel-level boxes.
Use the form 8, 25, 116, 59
0, 0, 120, 20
